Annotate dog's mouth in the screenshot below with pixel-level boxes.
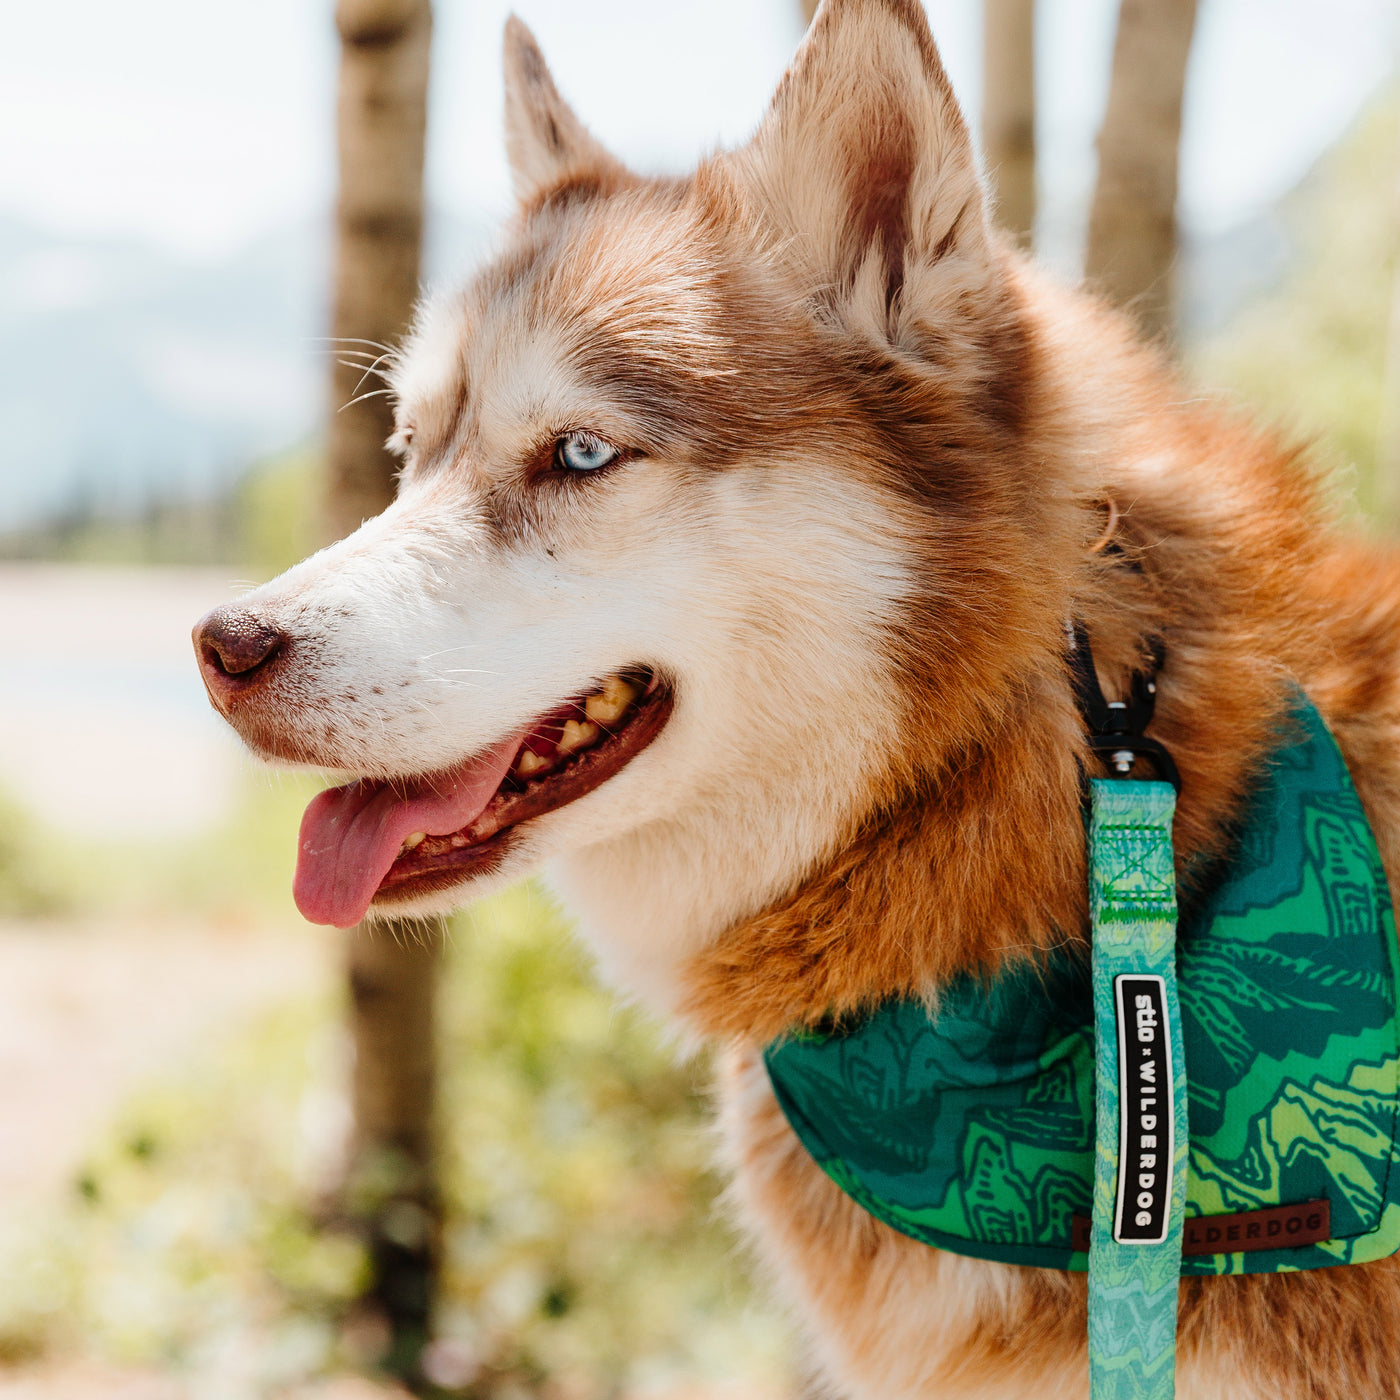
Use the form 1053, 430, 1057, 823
292, 669, 672, 928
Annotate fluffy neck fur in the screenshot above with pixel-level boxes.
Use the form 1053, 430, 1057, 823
556, 252, 1345, 1043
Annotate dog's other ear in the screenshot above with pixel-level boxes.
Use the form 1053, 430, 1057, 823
503, 16, 628, 203
733, 0, 992, 340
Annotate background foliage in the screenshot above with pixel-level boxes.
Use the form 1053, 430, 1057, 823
1197, 90, 1400, 522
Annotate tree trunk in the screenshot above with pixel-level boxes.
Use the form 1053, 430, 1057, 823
343, 920, 441, 1380
328, 0, 432, 538
982, 0, 1036, 246
1085, 0, 1199, 344
1377, 125, 1400, 526
326, 0, 438, 1385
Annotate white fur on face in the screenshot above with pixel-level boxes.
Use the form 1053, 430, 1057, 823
228, 279, 917, 1013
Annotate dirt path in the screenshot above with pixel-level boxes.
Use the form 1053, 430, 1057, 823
0, 915, 334, 1201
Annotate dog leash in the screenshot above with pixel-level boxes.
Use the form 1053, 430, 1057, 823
1073, 627, 1188, 1400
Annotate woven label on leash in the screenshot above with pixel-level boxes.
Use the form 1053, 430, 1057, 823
1089, 779, 1187, 1400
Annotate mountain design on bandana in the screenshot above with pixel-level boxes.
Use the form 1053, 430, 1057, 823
764, 693, 1400, 1275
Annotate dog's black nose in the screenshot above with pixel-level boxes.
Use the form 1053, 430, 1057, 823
194, 606, 288, 707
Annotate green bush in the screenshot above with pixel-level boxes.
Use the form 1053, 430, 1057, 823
0, 767, 319, 926
1195, 88, 1400, 524
0, 885, 786, 1396
236, 450, 324, 581
434, 888, 781, 1396
0, 786, 69, 919
0, 996, 358, 1377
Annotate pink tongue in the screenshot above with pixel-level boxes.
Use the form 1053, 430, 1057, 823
293, 734, 522, 928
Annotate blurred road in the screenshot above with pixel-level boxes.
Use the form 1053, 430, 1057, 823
0, 564, 252, 835
0, 915, 335, 1201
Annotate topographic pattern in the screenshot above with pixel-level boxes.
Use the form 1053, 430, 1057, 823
763, 693, 1400, 1277
1086, 779, 1185, 1400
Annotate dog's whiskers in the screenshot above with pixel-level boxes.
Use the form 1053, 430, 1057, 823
345, 352, 396, 397
334, 355, 392, 377
313, 335, 399, 355
338, 388, 395, 412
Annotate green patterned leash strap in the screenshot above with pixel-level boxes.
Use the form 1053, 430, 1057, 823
1088, 778, 1188, 1400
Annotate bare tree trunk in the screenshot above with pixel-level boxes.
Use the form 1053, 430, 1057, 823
343, 922, 441, 1379
982, 0, 1036, 246
1376, 121, 1400, 526
326, 0, 437, 1385
1085, 0, 1199, 343
329, 0, 432, 537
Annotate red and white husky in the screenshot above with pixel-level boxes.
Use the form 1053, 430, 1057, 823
195, 2, 1400, 1394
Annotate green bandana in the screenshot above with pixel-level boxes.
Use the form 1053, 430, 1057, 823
763, 692, 1400, 1278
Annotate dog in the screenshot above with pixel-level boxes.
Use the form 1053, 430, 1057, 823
193, 1, 1400, 1394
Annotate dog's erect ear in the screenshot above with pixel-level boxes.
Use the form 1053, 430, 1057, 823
733, 0, 992, 337
502, 16, 628, 203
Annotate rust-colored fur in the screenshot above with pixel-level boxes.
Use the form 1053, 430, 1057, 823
690, 266, 1400, 1394
208, 0, 1400, 1392
666, 6, 1400, 1397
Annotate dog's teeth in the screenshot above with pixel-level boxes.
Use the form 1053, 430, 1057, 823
517, 750, 551, 776
558, 718, 601, 755
585, 676, 638, 727
401, 831, 427, 850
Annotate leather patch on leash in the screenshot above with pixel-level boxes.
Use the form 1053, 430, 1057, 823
1073, 1200, 1331, 1256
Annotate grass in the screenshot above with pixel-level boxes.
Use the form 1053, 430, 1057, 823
0, 766, 320, 925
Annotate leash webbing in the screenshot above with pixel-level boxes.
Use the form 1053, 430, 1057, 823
1088, 778, 1188, 1400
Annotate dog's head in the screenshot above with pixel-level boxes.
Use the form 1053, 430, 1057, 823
194, 0, 1069, 964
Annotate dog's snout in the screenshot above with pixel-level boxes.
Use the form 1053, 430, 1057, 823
194, 606, 288, 707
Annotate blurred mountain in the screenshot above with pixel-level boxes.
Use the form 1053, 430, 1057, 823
0, 217, 319, 532
1, 78, 1393, 541
1180, 210, 1295, 340
0, 209, 491, 535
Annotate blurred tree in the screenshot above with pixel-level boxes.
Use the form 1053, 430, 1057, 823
1377, 119, 1400, 522
1195, 90, 1400, 525
982, 0, 1036, 245
328, 0, 431, 535
1086, 0, 1199, 342
326, 0, 438, 1387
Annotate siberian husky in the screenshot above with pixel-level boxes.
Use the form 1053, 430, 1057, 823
194, 2, 1400, 1394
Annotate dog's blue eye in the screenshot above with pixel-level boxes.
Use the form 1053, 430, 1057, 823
556, 432, 618, 472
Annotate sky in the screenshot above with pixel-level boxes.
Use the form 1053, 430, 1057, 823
2, 0, 1396, 272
